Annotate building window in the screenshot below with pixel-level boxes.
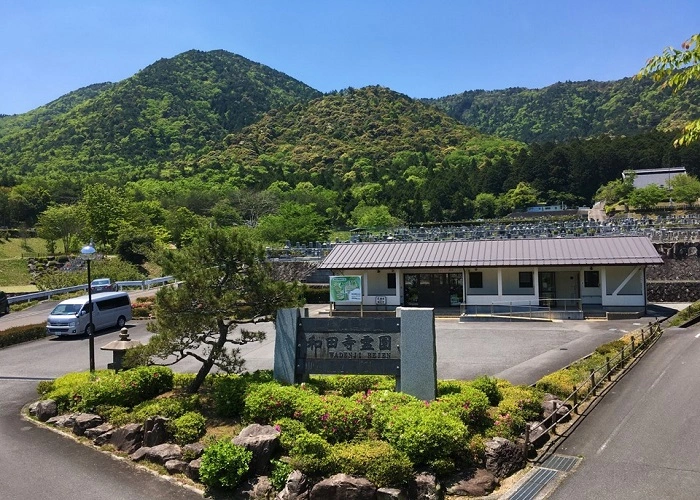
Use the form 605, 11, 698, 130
519, 271, 533, 288
387, 273, 396, 289
469, 272, 483, 289
584, 270, 600, 288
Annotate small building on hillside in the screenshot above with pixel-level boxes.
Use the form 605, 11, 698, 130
319, 236, 662, 319
623, 167, 686, 189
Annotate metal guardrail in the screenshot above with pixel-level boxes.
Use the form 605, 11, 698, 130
460, 298, 582, 320
524, 320, 664, 458
7, 276, 176, 305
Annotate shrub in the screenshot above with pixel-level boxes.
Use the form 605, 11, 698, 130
74, 366, 174, 411
432, 386, 491, 431
286, 431, 333, 477
595, 339, 627, 356
199, 439, 252, 490
437, 380, 464, 397
309, 375, 395, 397
130, 395, 199, 423
276, 417, 311, 452
468, 375, 502, 406
36, 380, 55, 397
244, 383, 315, 423
303, 285, 330, 304
212, 375, 248, 418
535, 370, 580, 399
0, 324, 46, 349
330, 440, 413, 487
361, 390, 421, 435
270, 459, 294, 491
488, 383, 543, 438
295, 394, 370, 443
170, 411, 207, 445
95, 405, 131, 426
382, 404, 467, 466
44, 371, 98, 412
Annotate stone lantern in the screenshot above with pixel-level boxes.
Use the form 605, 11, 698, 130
101, 327, 142, 371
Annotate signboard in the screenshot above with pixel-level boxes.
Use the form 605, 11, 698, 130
304, 331, 400, 360
329, 275, 362, 303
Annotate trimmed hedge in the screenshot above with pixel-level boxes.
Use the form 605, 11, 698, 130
330, 440, 413, 487
0, 323, 46, 349
199, 439, 252, 490
303, 285, 330, 304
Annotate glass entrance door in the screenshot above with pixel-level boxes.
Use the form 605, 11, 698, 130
404, 273, 463, 308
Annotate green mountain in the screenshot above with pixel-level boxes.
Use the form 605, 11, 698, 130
0, 50, 321, 181
426, 78, 700, 143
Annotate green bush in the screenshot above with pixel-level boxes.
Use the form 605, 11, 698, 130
212, 375, 248, 417
488, 383, 543, 438
595, 339, 627, 356
130, 395, 199, 423
199, 439, 252, 490
169, 411, 207, 445
94, 405, 131, 426
36, 380, 55, 397
74, 366, 174, 411
0, 323, 46, 349
330, 440, 413, 487
432, 386, 491, 431
468, 375, 502, 406
296, 394, 370, 443
361, 390, 421, 435
244, 383, 315, 423
286, 430, 333, 477
270, 459, 294, 491
303, 285, 330, 304
382, 404, 467, 466
309, 375, 395, 397
436, 380, 464, 396
44, 371, 99, 412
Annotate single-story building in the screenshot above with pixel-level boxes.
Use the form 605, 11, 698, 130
622, 167, 686, 189
318, 236, 663, 319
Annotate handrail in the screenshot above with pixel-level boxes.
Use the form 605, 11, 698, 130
7, 276, 176, 304
524, 320, 664, 457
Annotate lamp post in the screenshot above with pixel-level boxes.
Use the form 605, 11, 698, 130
81, 240, 96, 372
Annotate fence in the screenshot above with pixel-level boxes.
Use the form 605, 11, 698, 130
7, 276, 176, 305
523, 320, 664, 458
460, 298, 583, 321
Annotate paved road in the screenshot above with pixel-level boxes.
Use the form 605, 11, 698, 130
545, 325, 700, 500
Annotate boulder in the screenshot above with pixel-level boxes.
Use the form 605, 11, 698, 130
84, 423, 114, 440
526, 421, 550, 449
111, 423, 143, 454
164, 459, 189, 475
46, 413, 77, 428
94, 429, 115, 446
408, 472, 442, 500
28, 402, 38, 416
445, 469, 497, 497
186, 459, 201, 481
182, 442, 205, 460
485, 437, 525, 479
310, 474, 376, 500
542, 397, 570, 425
376, 487, 407, 499
235, 476, 275, 499
72, 413, 103, 436
143, 416, 170, 447
276, 470, 310, 500
131, 443, 182, 465
232, 423, 280, 475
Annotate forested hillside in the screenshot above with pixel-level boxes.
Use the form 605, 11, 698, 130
0, 50, 321, 183
426, 78, 700, 143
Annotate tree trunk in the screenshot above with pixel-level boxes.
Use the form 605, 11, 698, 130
187, 318, 229, 393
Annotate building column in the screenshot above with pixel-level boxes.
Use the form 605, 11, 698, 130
497, 269, 503, 297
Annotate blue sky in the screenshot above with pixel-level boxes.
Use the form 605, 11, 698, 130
1, 1, 698, 115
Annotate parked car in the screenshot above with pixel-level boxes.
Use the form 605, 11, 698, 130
90, 278, 116, 293
0, 291, 9, 315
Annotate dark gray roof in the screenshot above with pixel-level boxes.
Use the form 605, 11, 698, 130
319, 236, 663, 269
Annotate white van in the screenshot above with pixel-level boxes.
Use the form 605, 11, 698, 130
46, 292, 132, 336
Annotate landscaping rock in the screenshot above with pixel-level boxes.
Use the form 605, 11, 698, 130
111, 423, 143, 454
233, 423, 280, 475
376, 487, 407, 499
93, 429, 114, 446
485, 437, 525, 479
542, 396, 571, 424
46, 413, 77, 428
310, 474, 376, 500
72, 413, 103, 436
276, 470, 309, 500
186, 459, 201, 481
234, 476, 275, 499
84, 423, 114, 440
409, 472, 442, 500
35, 400, 58, 422
132, 443, 182, 465
143, 416, 169, 447
526, 421, 550, 449
182, 442, 205, 459
28, 402, 38, 416
445, 469, 497, 497
164, 459, 189, 475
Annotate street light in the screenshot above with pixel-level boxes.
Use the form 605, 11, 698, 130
81, 240, 96, 372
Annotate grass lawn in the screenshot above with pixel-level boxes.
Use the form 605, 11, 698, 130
0, 237, 48, 259
0, 259, 33, 289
